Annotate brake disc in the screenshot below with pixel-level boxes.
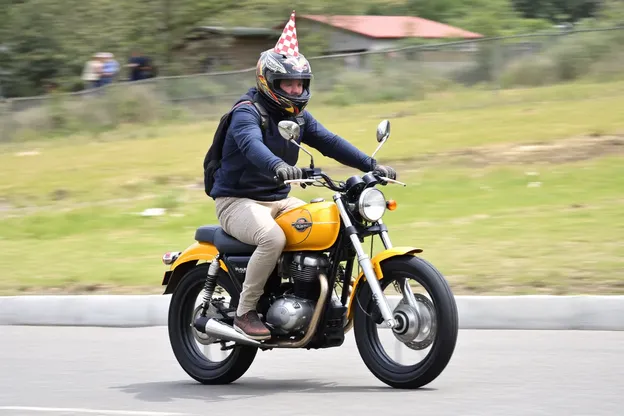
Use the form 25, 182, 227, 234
392, 294, 437, 351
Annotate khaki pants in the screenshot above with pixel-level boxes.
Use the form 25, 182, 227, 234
215, 196, 306, 316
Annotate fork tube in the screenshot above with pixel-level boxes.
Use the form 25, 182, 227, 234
333, 194, 396, 328
377, 218, 392, 249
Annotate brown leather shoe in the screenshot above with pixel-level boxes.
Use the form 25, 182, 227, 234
234, 310, 271, 340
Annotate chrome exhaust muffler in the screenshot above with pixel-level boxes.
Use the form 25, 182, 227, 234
193, 316, 262, 347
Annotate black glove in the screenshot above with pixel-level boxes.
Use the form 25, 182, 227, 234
373, 164, 397, 180
274, 162, 303, 182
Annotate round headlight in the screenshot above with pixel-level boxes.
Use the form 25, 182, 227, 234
358, 188, 386, 222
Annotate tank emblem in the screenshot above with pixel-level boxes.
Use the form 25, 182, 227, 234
292, 217, 312, 232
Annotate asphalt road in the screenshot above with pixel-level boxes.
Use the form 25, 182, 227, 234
1, 326, 622, 416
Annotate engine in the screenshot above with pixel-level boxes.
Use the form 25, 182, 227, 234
266, 252, 330, 335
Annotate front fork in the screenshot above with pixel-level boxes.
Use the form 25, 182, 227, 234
334, 195, 418, 329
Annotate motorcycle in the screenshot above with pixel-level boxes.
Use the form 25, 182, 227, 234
160, 119, 458, 389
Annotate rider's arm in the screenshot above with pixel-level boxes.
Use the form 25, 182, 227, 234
230, 106, 284, 173
301, 111, 375, 172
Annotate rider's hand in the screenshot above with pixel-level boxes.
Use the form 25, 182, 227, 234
274, 162, 303, 182
373, 164, 397, 180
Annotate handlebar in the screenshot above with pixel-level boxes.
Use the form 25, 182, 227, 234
283, 179, 317, 184
377, 176, 406, 187
276, 168, 406, 191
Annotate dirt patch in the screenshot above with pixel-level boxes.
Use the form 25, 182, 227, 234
392, 134, 624, 168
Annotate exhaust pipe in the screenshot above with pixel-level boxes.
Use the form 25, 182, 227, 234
194, 316, 262, 347
193, 273, 329, 349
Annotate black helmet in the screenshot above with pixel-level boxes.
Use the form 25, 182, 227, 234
256, 49, 312, 116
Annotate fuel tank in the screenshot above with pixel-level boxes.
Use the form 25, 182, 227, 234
275, 200, 341, 251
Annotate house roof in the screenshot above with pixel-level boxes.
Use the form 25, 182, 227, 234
299, 15, 483, 39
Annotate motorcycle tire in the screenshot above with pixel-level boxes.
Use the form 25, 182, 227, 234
353, 255, 458, 389
168, 263, 258, 384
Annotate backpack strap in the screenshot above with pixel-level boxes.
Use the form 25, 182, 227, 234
232, 99, 268, 131
252, 101, 269, 131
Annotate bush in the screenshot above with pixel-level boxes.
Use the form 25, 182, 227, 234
7, 83, 190, 141
550, 39, 594, 81
588, 51, 624, 82
498, 29, 624, 87
320, 60, 427, 107
499, 56, 559, 87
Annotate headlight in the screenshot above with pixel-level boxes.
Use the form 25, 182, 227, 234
358, 188, 386, 222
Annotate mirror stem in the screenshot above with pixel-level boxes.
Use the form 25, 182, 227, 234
303, 148, 315, 169
289, 139, 315, 169
371, 138, 386, 160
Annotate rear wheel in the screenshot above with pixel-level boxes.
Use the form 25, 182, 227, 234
168, 263, 258, 384
353, 256, 458, 389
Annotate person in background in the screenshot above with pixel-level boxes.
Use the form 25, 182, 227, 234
81, 53, 103, 89
99, 52, 119, 86
127, 50, 152, 81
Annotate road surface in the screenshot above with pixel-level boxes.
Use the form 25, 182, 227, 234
1, 326, 622, 416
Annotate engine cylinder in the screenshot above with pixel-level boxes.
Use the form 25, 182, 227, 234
290, 252, 329, 301
268, 252, 330, 335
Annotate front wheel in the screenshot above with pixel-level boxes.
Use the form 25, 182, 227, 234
168, 263, 258, 384
353, 256, 458, 389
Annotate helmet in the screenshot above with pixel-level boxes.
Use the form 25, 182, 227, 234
256, 49, 312, 116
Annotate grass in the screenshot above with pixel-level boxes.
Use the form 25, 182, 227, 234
1, 79, 623, 295
3, 81, 624, 208
1, 156, 622, 295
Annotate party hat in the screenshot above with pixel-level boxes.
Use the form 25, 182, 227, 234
274, 10, 299, 57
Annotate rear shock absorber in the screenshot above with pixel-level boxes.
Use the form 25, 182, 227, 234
200, 255, 220, 316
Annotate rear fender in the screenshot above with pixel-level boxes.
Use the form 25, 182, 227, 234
162, 242, 227, 294
345, 246, 423, 322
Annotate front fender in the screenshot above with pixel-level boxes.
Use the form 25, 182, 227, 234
162, 242, 227, 294
345, 246, 423, 321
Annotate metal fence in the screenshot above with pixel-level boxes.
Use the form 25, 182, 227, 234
1, 26, 623, 143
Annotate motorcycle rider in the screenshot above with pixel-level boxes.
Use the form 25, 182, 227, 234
209, 11, 397, 340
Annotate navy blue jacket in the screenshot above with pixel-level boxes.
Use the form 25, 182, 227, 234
210, 88, 375, 201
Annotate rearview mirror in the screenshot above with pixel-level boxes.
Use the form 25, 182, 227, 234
278, 120, 300, 142
376, 120, 390, 143
277, 120, 315, 168
371, 120, 391, 159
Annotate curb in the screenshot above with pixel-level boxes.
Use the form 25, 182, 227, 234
0, 295, 623, 330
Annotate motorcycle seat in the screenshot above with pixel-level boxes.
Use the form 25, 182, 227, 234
194, 225, 256, 254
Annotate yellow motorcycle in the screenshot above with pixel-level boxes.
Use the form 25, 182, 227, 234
160, 119, 458, 389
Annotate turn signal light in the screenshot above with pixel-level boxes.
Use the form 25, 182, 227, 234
386, 200, 397, 211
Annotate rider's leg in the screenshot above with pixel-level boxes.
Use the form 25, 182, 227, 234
215, 197, 287, 340
274, 196, 307, 216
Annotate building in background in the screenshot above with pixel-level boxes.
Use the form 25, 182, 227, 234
174, 15, 483, 73
290, 15, 483, 55
172, 26, 280, 73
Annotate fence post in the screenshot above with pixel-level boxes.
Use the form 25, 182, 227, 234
492, 38, 503, 95
0, 98, 12, 143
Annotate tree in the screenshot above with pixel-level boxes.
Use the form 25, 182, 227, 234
511, 0, 602, 23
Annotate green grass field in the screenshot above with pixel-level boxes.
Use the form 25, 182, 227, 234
1, 80, 623, 295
